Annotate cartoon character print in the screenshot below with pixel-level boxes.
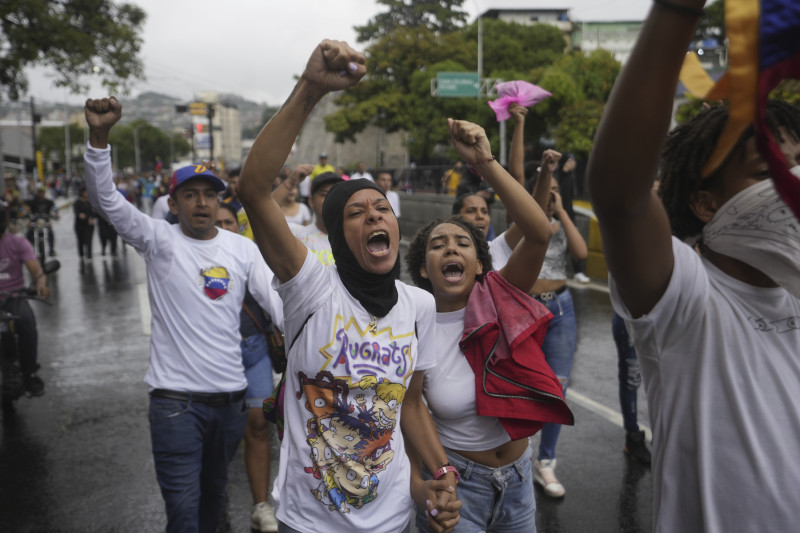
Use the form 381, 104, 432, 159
200, 266, 231, 300
317, 459, 382, 514
299, 370, 407, 514
353, 376, 404, 461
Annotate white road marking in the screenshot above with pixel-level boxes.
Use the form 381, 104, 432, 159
568, 389, 652, 442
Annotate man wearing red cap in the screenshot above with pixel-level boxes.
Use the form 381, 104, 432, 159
83, 97, 283, 533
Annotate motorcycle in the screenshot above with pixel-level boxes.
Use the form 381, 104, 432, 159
0, 259, 60, 415
28, 212, 53, 265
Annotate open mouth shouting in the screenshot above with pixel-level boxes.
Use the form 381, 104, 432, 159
442, 262, 465, 283
367, 230, 391, 257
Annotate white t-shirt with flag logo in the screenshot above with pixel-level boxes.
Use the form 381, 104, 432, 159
84, 145, 283, 393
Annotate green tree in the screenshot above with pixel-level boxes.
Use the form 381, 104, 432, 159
695, 0, 725, 44
327, 17, 569, 163
534, 49, 621, 160
355, 0, 468, 42
37, 123, 86, 170
106, 120, 190, 171
0, 0, 146, 101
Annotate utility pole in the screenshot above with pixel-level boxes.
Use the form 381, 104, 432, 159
64, 104, 71, 180
30, 97, 40, 181
207, 104, 215, 163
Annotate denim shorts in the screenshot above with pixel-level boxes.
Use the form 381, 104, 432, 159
416, 446, 536, 533
241, 333, 273, 408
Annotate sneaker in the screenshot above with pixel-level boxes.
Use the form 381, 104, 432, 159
533, 458, 565, 498
23, 373, 45, 396
250, 501, 278, 532
624, 430, 651, 465
49, 250, 56, 257
573, 272, 591, 284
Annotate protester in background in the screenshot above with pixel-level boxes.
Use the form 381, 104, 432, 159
73, 187, 95, 261
335, 166, 350, 180
350, 162, 374, 182
556, 155, 591, 284
0, 208, 48, 396
96, 212, 119, 257
612, 312, 650, 465
441, 161, 463, 196
587, 2, 800, 530
25, 186, 58, 257
279, 181, 312, 226
215, 202, 280, 533
375, 171, 400, 217
222, 167, 243, 212
309, 152, 335, 180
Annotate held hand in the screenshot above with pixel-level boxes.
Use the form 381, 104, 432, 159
84, 97, 122, 131
301, 40, 366, 94
448, 119, 492, 165
509, 103, 528, 124
412, 477, 460, 533
541, 149, 562, 175
430, 481, 461, 533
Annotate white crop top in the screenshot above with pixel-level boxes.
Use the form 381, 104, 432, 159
422, 308, 510, 451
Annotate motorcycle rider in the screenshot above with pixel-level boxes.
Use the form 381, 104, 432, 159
0, 208, 49, 395
25, 186, 58, 257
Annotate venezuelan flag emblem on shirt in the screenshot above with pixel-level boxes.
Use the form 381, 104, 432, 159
201, 266, 230, 300
680, 0, 800, 218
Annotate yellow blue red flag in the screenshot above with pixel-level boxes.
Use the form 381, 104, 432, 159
680, 0, 800, 218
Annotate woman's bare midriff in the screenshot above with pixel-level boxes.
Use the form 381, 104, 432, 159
529, 278, 566, 295
452, 437, 529, 468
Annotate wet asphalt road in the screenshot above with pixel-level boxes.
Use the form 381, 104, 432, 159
1, 200, 652, 532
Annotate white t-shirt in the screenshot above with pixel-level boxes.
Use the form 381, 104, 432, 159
272, 252, 436, 532
351, 171, 374, 182
298, 177, 311, 198
291, 222, 334, 266
488, 231, 513, 271
284, 202, 312, 226
151, 194, 170, 220
385, 190, 401, 218
423, 308, 509, 451
84, 145, 284, 392
610, 238, 800, 533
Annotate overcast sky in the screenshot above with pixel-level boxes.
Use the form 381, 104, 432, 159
24, 0, 651, 106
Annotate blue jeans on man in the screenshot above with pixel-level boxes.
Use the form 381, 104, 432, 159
612, 312, 643, 433
149, 394, 248, 533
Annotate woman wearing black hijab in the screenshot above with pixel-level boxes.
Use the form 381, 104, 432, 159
239, 41, 459, 533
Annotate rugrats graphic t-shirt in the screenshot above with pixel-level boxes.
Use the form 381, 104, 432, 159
272, 251, 436, 532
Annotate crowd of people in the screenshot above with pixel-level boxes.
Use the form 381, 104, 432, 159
7, 2, 797, 532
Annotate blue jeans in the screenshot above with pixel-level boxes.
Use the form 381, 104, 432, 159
416, 447, 536, 533
149, 395, 248, 533
612, 312, 642, 433
536, 289, 577, 461
241, 333, 274, 408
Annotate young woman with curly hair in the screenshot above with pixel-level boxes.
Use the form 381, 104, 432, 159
406, 119, 573, 533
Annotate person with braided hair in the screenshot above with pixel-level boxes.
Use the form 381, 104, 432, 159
587, 1, 800, 532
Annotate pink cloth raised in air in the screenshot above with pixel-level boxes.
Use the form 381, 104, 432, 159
488, 80, 551, 121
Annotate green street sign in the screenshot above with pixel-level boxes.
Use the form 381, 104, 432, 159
436, 72, 480, 97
